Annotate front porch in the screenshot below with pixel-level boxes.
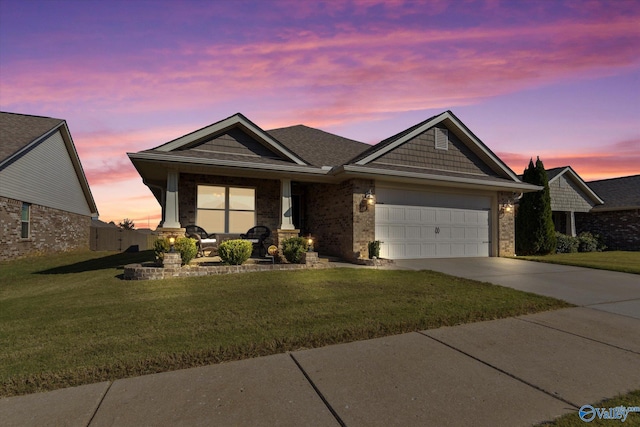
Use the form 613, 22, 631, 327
154, 171, 376, 262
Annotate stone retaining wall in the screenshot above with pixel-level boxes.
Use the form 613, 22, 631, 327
124, 261, 331, 280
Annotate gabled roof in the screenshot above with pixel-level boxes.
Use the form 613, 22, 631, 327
0, 112, 63, 164
587, 175, 640, 211
149, 113, 307, 166
129, 110, 540, 193
0, 111, 99, 216
546, 166, 604, 205
347, 110, 521, 182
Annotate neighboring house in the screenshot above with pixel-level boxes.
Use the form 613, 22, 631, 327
576, 175, 640, 251
128, 110, 539, 261
545, 166, 604, 236
0, 112, 98, 261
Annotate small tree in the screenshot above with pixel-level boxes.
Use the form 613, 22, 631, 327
119, 218, 135, 230
516, 157, 556, 255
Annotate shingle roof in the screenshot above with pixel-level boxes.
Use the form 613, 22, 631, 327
588, 175, 640, 210
545, 166, 567, 181
267, 125, 370, 167
0, 112, 64, 162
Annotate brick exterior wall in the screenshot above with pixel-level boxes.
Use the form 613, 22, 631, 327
498, 192, 515, 257
178, 174, 280, 232
576, 209, 640, 251
305, 178, 374, 261
0, 196, 91, 261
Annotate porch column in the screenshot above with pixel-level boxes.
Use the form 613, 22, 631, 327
279, 178, 295, 230
163, 170, 181, 228
567, 211, 576, 237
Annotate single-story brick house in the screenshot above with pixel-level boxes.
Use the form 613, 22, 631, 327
128, 110, 540, 261
576, 175, 640, 251
545, 166, 604, 237
0, 112, 98, 261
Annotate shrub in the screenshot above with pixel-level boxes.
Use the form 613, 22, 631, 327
516, 157, 556, 255
218, 239, 253, 265
577, 231, 598, 253
153, 237, 198, 265
153, 238, 170, 260
555, 232, 578, 253
368, 240, 381, 259
282, 237, 307, 264
174, 237, 198, 265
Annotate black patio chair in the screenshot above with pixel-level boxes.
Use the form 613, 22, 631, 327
240, 226, 271, 257
185, 225, 218, 257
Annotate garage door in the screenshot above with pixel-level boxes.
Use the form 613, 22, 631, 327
375, 204, 490, 259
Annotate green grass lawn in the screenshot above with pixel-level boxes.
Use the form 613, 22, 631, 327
0, 250, 570, 397
538, 390, 640, 426
519, 251, 640, 274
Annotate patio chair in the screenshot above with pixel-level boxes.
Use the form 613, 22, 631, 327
240, 226, 271, 257
185, 225, 218, 257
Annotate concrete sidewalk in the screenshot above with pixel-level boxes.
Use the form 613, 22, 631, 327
2, 307, 639, 426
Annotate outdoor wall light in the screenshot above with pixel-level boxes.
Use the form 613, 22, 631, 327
361, 189, 375, 211
169, 236, 176, 253
499, 203, 514, 218
307, 235, 314, 252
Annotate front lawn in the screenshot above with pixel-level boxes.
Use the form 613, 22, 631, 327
0, 250, 569, 397
519, 251, 640, 274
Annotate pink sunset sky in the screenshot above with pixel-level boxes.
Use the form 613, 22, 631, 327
1, 0, 639, 227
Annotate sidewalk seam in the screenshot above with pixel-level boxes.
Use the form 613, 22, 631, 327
515, 317, 640, 355
86, 381, 113, 427
417, 331, 579, 409
289, 353, 346, 427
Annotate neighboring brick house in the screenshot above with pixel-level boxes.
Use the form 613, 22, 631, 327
545, 166, 603, 236
128, 111, 539, 261
576, 175, 640, 251
0, 112, 98, 261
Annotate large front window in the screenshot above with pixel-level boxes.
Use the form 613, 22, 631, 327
197, 185, 255, 233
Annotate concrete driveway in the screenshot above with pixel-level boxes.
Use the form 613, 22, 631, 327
392, 257, 640, 319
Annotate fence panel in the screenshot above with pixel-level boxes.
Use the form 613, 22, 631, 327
90, 227, 157, 251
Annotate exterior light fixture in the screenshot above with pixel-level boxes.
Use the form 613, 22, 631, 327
499, 202, 514, 218
307, 235, 314, 252
361, 189, 375, 211
169, 236, 176, 252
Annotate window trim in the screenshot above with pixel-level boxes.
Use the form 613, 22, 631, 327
196, 185, 256, 233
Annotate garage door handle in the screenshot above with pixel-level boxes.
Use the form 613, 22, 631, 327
435, 227, 440, 234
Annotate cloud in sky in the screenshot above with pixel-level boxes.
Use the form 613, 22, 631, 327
1, 0, 639, 223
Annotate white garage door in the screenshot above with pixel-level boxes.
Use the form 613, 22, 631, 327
375, 204, 490, 259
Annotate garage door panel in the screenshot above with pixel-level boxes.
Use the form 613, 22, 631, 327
421, 243, 437, 257
376, 203, 490, 259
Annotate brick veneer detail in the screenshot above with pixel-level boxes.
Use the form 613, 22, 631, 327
0, 196, 90, 261
576, 209, 640, 251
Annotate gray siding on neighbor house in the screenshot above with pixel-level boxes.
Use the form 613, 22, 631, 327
0, 130, 92, 216
370, 126, 497, 177
549, 175, 595, 212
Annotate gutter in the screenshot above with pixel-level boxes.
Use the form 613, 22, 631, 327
127, 152, 330, 176
335, 165, 542, 192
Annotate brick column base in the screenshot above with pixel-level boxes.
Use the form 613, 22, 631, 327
302, 251, 319, 265
163, 252, 182, 268
156, 227, 186, 240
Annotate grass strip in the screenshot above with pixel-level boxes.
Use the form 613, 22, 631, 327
519, 251, 640, 274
